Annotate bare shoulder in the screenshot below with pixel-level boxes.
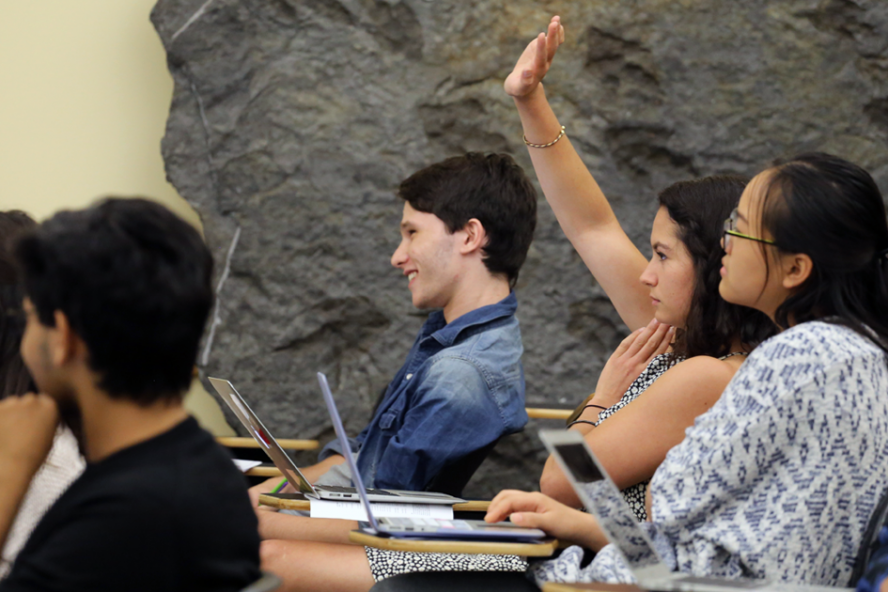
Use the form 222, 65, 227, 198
649, 355, 739, 402
663, 355, 740, 385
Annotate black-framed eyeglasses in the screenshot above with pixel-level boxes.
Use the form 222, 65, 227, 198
723, 208, 775, 249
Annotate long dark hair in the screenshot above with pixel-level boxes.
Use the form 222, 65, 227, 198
760, 152, 888, 353
659, 176, 777, 359
0, 210, 37, 399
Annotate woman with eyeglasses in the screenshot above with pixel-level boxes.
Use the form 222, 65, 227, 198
488, 149, 888, 588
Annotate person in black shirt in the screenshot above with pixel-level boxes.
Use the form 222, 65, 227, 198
0, 199, 261, 592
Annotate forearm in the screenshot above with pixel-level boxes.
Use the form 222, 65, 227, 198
0, 462, 35, 551
566, 511, 610, 551
539, 454, 582, 508
514, 84, 620, 241
300, 454, 346, 483
514, 84, 653, 330
257, 511, 357, 545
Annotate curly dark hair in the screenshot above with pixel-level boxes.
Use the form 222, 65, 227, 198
658, 176, 777, 359
0, 210, 37, 399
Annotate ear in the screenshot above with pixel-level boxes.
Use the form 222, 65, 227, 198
49, 310, 85, 367
780, 252, 813, 290
458, 218, 487, 256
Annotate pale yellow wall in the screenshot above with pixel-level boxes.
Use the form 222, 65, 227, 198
0, 0, 234, 436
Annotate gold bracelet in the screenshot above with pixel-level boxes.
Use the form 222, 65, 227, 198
523, 125, 566, 149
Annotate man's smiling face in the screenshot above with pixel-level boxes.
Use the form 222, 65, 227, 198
390, 202, 461, 310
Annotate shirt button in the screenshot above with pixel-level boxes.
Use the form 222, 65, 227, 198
405, 374, 413, 380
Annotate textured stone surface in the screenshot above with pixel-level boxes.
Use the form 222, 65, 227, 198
152, 0, 888, 497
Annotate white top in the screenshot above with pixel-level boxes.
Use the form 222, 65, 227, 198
532, 321, 888, 587
0, 426, 85, 579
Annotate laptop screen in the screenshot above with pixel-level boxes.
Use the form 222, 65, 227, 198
208, 377, 317, 496
542, 432, 665, 574
317, 372, 381, 530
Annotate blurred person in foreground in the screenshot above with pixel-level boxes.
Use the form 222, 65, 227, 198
0, 199, 261, 592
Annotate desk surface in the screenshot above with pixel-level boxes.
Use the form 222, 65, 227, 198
258, 493, 491, 513
542, 584, 644, 592
349, 529, 558, 556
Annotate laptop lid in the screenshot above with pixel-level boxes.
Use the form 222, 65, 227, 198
316, 372, 382, 531
539, 429, 671, 580
208, 377, 318, 498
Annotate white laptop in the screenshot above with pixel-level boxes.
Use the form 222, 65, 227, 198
209, 377, 463, 505
539, 430, 852, 592
318, 371, 547, 541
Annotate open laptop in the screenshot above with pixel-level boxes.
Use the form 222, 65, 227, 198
539, 430, 851, 592
318, 371, 547, 541
209, 377, 462, 505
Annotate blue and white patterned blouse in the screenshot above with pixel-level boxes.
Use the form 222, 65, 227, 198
532, 321, 888, 587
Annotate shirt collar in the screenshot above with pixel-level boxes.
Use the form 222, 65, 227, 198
422, 292, 517, 347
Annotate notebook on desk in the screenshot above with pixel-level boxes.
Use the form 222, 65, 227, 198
539, 430, 851, 592
318, 371, 546, 542
208, 377, 462, 505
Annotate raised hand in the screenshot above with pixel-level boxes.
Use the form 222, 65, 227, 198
504, 16, 565, 98
590, 319, 674, 411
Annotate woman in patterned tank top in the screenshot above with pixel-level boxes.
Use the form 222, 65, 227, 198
503, 16, 775, 521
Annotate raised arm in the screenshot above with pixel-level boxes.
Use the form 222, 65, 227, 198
540, 355, 736, 507
506, 17, 654, 330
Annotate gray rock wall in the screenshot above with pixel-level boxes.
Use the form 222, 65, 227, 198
151, 0, 888, 497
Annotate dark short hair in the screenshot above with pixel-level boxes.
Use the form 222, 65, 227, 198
760, 152, 888, 353
658, 176, 777, 359
397, 153, 537, 287
14, 198, 214, 404
0, 210, 37, 399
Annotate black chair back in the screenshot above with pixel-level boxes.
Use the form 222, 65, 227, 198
423, 439, 499, 498
850, 486, 888, 586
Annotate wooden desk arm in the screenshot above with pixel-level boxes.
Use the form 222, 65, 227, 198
216, 436, 319, 450
350, 530, 558, 556
245, 466, 283, 477
526, 408, 573, 420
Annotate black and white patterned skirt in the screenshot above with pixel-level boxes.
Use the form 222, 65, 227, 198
364, 547, 528, 582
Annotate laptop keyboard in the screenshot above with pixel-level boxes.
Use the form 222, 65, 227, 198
386, 518, 470, 529
321, 485, 398, 496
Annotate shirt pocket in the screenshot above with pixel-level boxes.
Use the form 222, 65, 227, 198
379, 410, 399, 431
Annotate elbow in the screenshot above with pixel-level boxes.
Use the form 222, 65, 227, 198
540, 460, 580, 507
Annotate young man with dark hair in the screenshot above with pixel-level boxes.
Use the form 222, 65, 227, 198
253, 153, 538, 583
0, 199, 261, 592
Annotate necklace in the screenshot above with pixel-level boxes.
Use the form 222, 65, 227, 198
719, 351, 749, 360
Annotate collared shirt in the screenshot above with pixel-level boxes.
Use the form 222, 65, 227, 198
320, 292, 527, 491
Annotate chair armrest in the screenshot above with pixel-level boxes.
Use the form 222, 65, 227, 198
216, 436, 319, 450
525, 408, 573, 420
245, 466, 283, 477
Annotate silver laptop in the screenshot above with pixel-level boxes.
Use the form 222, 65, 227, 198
318, 372, 547, 541
539, 430, 851, 592
209, 377, 463, 505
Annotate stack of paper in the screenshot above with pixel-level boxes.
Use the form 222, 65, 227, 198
309, 499, 454, 521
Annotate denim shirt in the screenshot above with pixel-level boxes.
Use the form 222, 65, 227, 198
319, 292, 528, 491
